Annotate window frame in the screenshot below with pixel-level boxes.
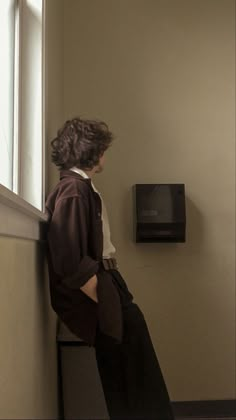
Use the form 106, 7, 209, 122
0, 0, 47, 240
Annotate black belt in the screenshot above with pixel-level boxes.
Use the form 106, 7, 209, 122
101, 258, 118, 271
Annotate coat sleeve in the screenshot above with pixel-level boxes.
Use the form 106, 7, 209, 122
47, 194, 99, 289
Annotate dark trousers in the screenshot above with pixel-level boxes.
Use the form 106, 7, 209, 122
95, 269, 175, 420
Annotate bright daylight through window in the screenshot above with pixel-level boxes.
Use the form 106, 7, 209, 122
0, 0, 15, 190
0, 0, 44, 211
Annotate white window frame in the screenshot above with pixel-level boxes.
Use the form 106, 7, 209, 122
0, 0, 48, 241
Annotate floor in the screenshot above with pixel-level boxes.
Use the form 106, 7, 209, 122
176, 418, 236, 420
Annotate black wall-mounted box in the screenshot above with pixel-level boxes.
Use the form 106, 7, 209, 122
133, 184, 186, 243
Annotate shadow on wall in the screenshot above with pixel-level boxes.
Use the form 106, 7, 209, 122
34, 240, 58, 414
35, 241, 53, 343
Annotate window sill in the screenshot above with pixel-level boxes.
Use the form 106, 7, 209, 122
0, 184, 48, 241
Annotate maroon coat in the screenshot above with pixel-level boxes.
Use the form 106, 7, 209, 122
46, 170, 122, 345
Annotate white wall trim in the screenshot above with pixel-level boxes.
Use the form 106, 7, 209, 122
0, 183, 48, 240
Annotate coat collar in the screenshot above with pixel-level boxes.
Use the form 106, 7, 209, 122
60, 170, 92, 185
59, 170, 102, 198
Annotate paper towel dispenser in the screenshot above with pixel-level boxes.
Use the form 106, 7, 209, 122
134, 184, 186, 243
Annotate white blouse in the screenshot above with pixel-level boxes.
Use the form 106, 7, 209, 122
70, 167, 116, 258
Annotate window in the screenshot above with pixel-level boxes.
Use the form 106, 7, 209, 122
0, 0, 15, 190
0, 0, 45, 212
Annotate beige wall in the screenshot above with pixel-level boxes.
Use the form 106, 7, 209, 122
0, 1, 64, 418
0, 238, 58, 419
62, 0, 235, 401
